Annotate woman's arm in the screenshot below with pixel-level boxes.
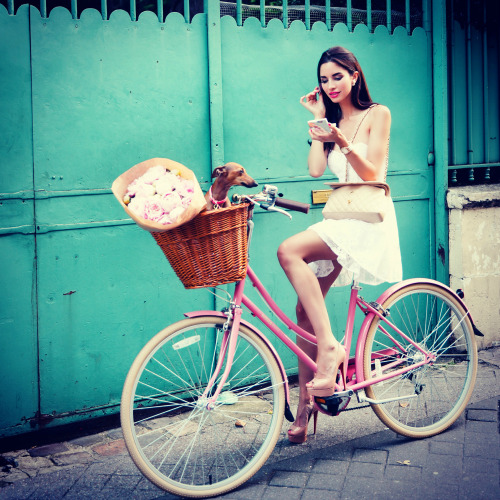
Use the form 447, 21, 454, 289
307, 139, 329, 177
299, 89, 329, 177
308, 105, 391, 181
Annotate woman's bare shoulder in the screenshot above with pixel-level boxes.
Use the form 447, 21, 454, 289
372, 104, 391, 121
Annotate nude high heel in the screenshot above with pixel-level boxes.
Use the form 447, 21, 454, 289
288, 402, 318, 444
306, 346, 347, 398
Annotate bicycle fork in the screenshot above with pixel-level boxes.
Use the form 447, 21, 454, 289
198, 302, 242, 410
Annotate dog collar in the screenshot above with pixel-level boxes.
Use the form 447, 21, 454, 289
208, 187, 228, 209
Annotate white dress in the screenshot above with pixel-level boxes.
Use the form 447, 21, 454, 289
308, 143, 403, 286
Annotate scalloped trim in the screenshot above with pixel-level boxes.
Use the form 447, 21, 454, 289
4, 5, 425, 36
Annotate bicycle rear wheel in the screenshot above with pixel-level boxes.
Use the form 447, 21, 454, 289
362, 282, 477, 438
121, 317, 285, 498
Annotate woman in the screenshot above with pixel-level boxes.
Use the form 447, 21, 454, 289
277, 46, 402, 443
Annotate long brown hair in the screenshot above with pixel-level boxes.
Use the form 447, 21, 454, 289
317, 46, 374, 127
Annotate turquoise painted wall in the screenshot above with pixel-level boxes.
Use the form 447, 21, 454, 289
0, 4, 38, 435
0, 3, 434, 436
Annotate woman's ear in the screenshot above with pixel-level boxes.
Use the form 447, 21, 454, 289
352, 71, 359, 86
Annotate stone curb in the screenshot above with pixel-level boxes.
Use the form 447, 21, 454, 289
0, 430, 127, 485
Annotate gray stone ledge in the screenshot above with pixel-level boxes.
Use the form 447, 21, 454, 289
447, 183, 500, 209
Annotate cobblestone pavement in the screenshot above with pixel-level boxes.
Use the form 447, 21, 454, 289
0, 347, 499, 500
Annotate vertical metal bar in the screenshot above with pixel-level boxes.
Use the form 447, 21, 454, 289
184, 0, 190, 23
422, 0, 430, 32
432, 0, 450, 284
206, 0, 226, 312
260, 0, 265, 27
101, 0, 108, 20
236, 0, 242, 26
206, 1, 225, 169
468, 168, 474, 182
71, 0, 77, 19
326, 0, 331, 30
451, 169, 457, 184
367, 0, 372, 32
283, 0, 288, 28
40, 0, 47, 18
466, 0, 473, 164
157, 0, 162, 22
130, 0, 136, 21
449, 0, 458, 166
482, 1, 489, 163
405, 0, 411, 34
386, 0, 391, 32
347, 0, 352, 32
498, 13, 500, 165
7, 0, 14, 15
305, 0, 310, 30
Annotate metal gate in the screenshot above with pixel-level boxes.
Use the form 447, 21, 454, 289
0, 0, 437, 436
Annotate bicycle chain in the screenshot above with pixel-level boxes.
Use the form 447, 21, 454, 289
342, 403, 371, 412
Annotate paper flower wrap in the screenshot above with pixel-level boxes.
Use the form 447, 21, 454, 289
112, 158, 207, 232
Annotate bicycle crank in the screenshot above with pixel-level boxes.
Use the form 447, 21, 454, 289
314, 390, 354, 416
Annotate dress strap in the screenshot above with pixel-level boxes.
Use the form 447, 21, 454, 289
349, 105, 376, 142
345, 105, 377, 182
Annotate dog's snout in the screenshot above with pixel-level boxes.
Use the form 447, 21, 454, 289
244, 180, 259, 188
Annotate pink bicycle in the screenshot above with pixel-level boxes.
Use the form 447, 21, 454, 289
120, 185, 479, 498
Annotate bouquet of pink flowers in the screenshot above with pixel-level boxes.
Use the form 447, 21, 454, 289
112, 158, 207, 233
124, 165, 195, 225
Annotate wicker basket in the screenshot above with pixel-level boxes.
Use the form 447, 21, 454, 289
152, 204, 250, 289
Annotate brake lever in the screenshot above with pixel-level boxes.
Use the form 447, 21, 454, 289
266, 205, 292, 219
234, 192, 292, 219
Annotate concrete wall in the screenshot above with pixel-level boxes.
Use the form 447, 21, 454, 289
447, 184, 500, 349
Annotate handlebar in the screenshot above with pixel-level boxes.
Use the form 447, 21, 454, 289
232, 185, 310, 218
275, 197, 310, 214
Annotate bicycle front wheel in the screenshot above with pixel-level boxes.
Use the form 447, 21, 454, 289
121, 317, 285, 498
363, 282, 477, 438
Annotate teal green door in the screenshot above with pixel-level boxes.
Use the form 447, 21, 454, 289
0, 1, 436, 436
217, 8, 435, 365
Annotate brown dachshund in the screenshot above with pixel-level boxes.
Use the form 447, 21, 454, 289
205, 162, 258, 210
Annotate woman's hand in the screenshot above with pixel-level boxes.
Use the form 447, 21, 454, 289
300, 88, 326, 118
308, 123, 350, 147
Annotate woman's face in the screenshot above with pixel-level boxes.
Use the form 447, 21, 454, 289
319, 61, 358, 104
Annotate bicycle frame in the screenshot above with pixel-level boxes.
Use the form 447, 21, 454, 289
191, 265, 435, 411
189, 196, 477, 413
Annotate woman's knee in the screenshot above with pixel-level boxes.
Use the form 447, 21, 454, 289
277, 239, 294, 268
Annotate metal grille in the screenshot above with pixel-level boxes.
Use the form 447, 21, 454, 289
448, 0, 500, 186
220, 1, 423, 33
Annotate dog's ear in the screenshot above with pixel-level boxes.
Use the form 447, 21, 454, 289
212, 165, 227, 178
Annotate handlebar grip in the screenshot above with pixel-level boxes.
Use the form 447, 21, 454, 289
275, 198, 310, 214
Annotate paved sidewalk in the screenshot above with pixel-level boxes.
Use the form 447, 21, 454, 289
1, 348, 499, 500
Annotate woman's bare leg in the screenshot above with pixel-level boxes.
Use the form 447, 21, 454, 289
293, 267, 342, 423
278, 230, 346, 388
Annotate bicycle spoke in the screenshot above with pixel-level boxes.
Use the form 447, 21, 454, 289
121, 318, 284, 496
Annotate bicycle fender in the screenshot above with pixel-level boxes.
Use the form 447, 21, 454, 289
184, 311, 294, 422
375, 278, 482, 336
354, 277, 483, 384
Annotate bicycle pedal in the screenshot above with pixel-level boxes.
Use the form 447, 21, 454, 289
314, 394, 351, 416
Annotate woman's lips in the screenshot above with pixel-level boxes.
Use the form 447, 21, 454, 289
329, 92, 340, 98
